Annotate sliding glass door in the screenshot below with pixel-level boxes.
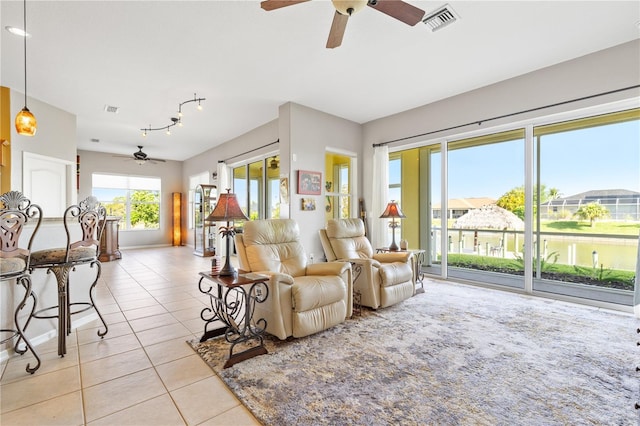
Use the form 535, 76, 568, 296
397, 107, 639, 306
533, 110, 639, 304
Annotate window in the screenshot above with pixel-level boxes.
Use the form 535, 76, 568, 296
325, 152, 355, 219
388, 154, 401, 203
92, 174, 161, 230
232, 155, 280, 220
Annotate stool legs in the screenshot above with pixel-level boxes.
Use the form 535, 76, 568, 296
88, 260, 109, 339
29, 260, 108, 357
49, 265, 72, 356
4, 274, 41, 374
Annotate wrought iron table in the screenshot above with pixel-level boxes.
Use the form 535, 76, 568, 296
198, 271, 269, 368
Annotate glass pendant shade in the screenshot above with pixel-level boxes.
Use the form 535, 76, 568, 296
15, 107, 37, 136
15, 0, 36, 136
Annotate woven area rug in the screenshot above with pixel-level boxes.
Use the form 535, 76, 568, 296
188, 280, 638, 425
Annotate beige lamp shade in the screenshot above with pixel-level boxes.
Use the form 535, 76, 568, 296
205, 190, 249, 223
379, 201, 406, 219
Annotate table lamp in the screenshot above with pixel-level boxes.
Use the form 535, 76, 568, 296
205, 189, 249, 276
379, 200, 406, 251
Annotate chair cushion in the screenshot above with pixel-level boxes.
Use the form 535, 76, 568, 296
0, 257, 27, 276
242, 219, 307, 277
291, 275, 346, 312
379, 262, 413, 287
31, 247, 97, 266
326, 218, 365, 239
326, 219, 374, 259
329, 236, 374, 260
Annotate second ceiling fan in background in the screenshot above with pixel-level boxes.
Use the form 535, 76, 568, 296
260, 0, 426, 48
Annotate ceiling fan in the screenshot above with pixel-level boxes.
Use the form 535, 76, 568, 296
260, 0, 426, 48
115, 146, 166, 165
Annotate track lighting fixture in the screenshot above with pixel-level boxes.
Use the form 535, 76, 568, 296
141, 117, 180, 137
140, 93, 205, 136
178, 93, 206, 117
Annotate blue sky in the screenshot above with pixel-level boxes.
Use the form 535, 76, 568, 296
425, 119, 639, 201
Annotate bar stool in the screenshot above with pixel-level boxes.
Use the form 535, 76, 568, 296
29, 196, 108, 357
0, 191, 42, 374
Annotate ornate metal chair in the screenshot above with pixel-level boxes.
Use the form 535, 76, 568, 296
0, 191, 42, 373
29, 196, 108, 357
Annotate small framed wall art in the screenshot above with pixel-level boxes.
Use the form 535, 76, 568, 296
301, 198, 316, 211
297, 170, 322, 195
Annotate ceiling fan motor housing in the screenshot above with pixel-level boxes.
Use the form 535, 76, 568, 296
332, 0, 368, 15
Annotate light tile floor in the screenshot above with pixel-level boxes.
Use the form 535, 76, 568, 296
0, 246, 261, 426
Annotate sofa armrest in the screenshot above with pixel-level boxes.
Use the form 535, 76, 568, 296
373, 252, 411, 264
306, 261, 350, 276
256, 271, 294, 286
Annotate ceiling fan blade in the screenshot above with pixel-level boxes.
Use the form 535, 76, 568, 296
260, 0, 310, 11
326, 11, 349, 49
367, 0, 425, 26
147, 158, 166, 163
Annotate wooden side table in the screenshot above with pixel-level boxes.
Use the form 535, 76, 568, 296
99, 216, 122, 262
376, 247, 426, 294
198, 271, 269, 368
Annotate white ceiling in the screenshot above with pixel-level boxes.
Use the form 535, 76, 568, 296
1, 1, 639, 162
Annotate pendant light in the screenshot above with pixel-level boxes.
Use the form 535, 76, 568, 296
15, 0, 37, 136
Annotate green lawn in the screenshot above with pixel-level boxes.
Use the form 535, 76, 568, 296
445, 253, 636, 290
539, 220, 640, 235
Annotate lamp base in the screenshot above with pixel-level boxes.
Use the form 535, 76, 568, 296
217, 263, 236, 276
217, 231, 236, 276
389, 225, 399, 251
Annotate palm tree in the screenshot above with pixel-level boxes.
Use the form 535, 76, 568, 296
575, 202, 609, 227
549, 187, 562, 200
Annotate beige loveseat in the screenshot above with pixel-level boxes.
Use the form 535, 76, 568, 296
235, 219, 352, 340
319, 218, 415, 309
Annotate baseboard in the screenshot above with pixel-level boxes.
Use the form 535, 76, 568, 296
0, 312, 98, 363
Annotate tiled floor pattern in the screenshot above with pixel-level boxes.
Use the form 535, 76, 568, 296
0, 246, 261, 425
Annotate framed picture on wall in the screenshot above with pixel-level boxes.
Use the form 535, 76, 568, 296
297, 170, 322, 195
301, 198, 316, 211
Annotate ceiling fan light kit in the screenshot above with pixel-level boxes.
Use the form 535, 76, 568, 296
261, 0, 426, 49
141, 93, 205, 136
331, 0, 367, 16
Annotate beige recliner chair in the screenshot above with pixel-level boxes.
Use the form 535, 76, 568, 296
235, 219, 352, 340
319, 218, 415, 309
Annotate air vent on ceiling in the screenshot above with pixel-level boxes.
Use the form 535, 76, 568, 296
90, 138, 100, 143
103, 105, 119, 114
422, 4, 459, 32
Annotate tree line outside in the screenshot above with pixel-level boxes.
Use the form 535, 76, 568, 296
102, 190, 160, 230
495, 184, 626, 231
